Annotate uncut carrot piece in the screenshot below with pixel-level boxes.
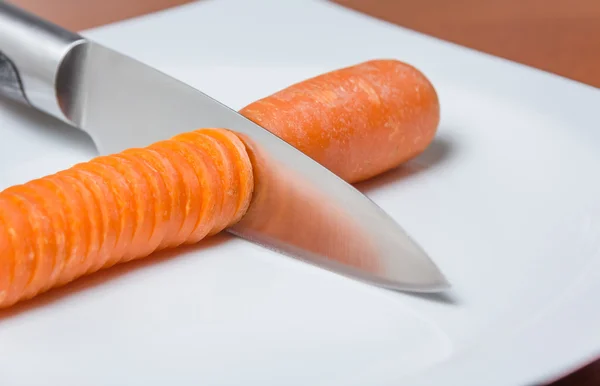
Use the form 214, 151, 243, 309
239, 59, 440, 184
0, 128, 254, 309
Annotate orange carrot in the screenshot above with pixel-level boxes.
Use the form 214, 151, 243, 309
0, 59, 439, 308
0, 129, 253, 308
240, 59, 440, 183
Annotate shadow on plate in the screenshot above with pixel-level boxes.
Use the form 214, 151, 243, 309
355, 133, 455, 194
0, 233, 231, 322
397, 289, 461, 306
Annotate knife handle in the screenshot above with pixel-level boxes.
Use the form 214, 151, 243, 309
0, 2, 84, 122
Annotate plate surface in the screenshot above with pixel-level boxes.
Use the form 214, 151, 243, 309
1, 0, 600, 385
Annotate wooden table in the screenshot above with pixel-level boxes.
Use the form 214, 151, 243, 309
6, 0, 600, 384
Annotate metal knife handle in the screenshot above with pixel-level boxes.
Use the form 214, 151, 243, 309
0, 2, 84, 121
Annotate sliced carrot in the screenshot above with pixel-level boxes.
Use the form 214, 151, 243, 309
82, 160, 134, 268
194, 129, 254, 227
0, 128, 255, 309
150, 141, 205, 246
133, 147, 185, 251
0, 215, 10, 304
51, 175, 97, 286
105, 153, 156, 262
177, 143, 220, 241
24, 180, 68, 292
172, 132, 229, 236
229, 134, 276, 233
0, 196, 34, 307
2, 185, 57, 301
0, 233, 9, 306
61, 166, 117, 276
2, 194, 40, 303
0, 202, 16, 306
116, 149, 170, 258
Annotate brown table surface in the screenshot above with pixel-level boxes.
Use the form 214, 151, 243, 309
6, 0, 600, 385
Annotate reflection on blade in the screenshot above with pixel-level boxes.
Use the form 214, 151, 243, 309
229, 133, 450, 292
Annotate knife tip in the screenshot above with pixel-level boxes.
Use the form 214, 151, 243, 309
381, 244, 451, 293
392, 273, 451, 293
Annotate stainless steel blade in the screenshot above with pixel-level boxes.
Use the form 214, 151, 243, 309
0, 3, 450, 292
63, 42, 448, 292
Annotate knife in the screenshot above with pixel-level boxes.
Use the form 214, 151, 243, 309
0, 2, 449, 293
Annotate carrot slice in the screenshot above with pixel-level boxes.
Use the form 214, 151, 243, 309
150, 141, 204, 247
0, 196, 34, 307
173, 131, 228, 236
3, 192, 42, 301
24, 179, 68, 293
117, 149, 170, 257
198, 129, 254, 226
108, 153, 157, 261
51, 174, 97, 285
87, 157, 137, 267
0, 219, 9, 304
2, 185, 57, 300
129, 147, 184, 251
29, 177, 81, 290
60, 167, 115, 277
0, 202, 16, 306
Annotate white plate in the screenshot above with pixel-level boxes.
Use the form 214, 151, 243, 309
1, 0, 600, 385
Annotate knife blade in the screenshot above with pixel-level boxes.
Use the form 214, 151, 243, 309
0, 2, 449, 292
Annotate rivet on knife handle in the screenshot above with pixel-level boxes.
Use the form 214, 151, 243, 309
0, 51, 30, 104
0, 2, 83, 121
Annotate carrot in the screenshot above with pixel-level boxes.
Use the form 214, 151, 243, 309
239, 59, 440, 183
0, 129, 253, 308
0, 59, 439, 308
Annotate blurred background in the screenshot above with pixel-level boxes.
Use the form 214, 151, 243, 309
9, 0, 600, 88
6, 0, 600, 385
